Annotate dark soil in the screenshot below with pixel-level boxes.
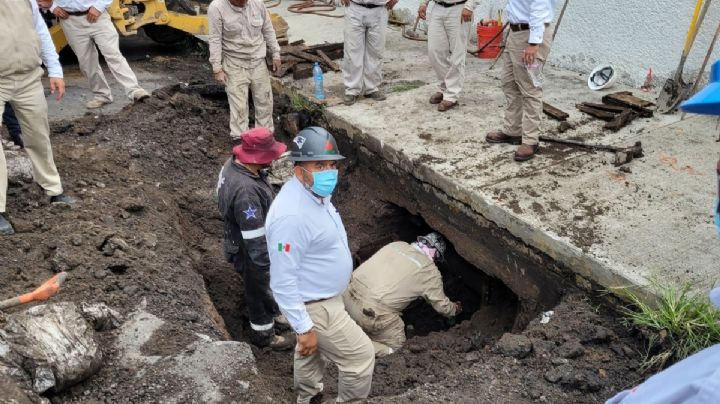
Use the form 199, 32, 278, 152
0, 53, 645, 403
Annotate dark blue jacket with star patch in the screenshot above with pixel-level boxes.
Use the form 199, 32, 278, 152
216, 158, 276, 270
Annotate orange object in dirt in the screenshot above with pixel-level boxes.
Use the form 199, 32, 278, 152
0, 272, 68, 310
477, 24, 503, 58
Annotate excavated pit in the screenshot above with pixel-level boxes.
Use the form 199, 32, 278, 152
0, 77, 646, 403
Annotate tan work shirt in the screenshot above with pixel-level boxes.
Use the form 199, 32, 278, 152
347, 241, 456, 317
0, 0, 42, 77
208, 0, 281, 72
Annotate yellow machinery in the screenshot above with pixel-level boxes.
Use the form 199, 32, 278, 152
48, 0, 288, 52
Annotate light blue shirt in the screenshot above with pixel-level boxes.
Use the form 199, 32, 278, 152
505, 0, 557, 44
30, 0, 63, 78
49, 0, 114, 13
266, 177, 353, 333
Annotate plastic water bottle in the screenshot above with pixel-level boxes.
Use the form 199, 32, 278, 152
526, 62, 544, 88
313, 62, 325, 101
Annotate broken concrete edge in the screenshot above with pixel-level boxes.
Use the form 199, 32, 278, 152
270, 80, 658, 307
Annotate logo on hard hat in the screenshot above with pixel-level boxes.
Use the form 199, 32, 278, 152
294, 136, 306, 149
323, 140, 336, 154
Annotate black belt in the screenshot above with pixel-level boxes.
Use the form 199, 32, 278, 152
305, 297, 331, 305
434, 0, 466, 7
351, 1, 382, 8
67, 10, 89, 16
509, 23, 530, 32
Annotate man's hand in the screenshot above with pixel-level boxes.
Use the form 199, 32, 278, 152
454, 301, 463, 316
52, 6, 69, 19
272, 57, 282, 73
386, 0, 399, 10
87, 6, 101, 23
341, 0, 349, 6
523, 44, 539, 66
461, 8, 472, 22
49, 78, 65, 101
296, 329, 318, 356
213, 70, 227, 84
37, 0, 53, 9
418, 4, 427, 20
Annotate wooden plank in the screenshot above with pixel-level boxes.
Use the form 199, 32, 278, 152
604, 109, 638, 131
273, 59, 298, 78
601, 91, 654, 117
542, 102, 569, 121
317, 50, 340, 72
289, 51, 326, 66
289, 39, 306, 46
293, 63, 314, 80
579, 102, 626, 114
280, 42, 344, 57
576, 104, 617, 121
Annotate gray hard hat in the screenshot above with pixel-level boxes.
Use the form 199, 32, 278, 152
289, 127, 346, 162
418, 232, 446, 262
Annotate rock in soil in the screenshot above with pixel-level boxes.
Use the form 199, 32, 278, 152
494, 333, 534, 358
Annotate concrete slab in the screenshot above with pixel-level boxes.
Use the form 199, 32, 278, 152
274, 7, 720, 297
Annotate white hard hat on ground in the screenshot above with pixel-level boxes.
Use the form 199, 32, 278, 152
588, 65, 617, 90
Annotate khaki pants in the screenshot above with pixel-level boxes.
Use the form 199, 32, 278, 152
342, 3, 388, 96
223, 58, 274, 140
294, 295, 375, 404
59, 13, 142, 101
501, 27, 553, 145
427, 3, 471, 103
0, 68, 63, 213
343, 291, 405, 358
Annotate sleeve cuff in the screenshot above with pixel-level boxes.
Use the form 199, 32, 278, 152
528, 28, 544, 44
272, 53, 281, 60
49, 4, 57, 11
294, 316, 314, 334
48, 72, 64, 79
211, 63, 222, 73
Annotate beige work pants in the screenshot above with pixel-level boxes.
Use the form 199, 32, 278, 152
342, 291, 405, 358
427, 3, 471, 103
342, 2, 388, 96
294, 295, 375, 404
223, 58, 274, 140
59, 13, 142, 101
0, 68, 63, 213
501, 27, 553, 145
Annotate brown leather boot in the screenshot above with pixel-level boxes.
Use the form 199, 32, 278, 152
437, 100, 457, 111
514, 143, 539, 161
485, 131, 522, 145
429, 92, 443, 104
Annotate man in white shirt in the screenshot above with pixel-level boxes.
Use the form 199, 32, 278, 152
39, 0, 150, 109
1, 0, 75, 235
418, 0, 476, 112
486, 0, 556, 161
267, 127, 375, 404
341, 0, 398, 106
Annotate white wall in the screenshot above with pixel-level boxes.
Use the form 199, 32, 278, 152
394, 0, 720, 86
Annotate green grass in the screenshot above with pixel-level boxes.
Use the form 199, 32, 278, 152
287, 89, 320, 112
389, 80, 425, 93
619, 282, 720, 372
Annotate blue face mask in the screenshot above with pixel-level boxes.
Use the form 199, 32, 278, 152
307, 169, 339, 197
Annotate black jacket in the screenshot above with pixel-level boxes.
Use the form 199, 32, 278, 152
217, 158, 276, 270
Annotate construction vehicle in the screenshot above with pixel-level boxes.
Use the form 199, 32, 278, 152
47, 0, 289, 52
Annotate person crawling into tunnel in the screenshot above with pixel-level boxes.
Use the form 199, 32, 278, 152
343, 232, 463, 357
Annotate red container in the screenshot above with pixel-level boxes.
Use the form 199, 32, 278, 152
477, 24, 502, 58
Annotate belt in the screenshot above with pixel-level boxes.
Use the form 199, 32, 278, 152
433, 0, 466, 7
509, 23, 530, 32
67, 10, 89, 16
305, 297, 331, 305
351, 1, 383, 8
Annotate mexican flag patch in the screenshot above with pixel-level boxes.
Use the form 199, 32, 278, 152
277, 243, 291, 252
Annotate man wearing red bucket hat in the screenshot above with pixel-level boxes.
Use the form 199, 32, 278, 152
216, 127, 294, 350
486, 0, 556, 161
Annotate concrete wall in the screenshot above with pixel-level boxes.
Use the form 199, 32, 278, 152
394, 0, 720, 86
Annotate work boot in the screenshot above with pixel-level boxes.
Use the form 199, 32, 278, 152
486, 131, 522, 145
86, 97, 112, 109
343, 94, 357, 106
274, 314, 291, 332
0, 214, 14, 235
310, 393, 335, 404
514, 143, 539, 161
269, 334, 295, 351
131, 88, 151, 102
231, 137, 242, 146
437, 100, 457, 112
50, 194, 77, 206
8, 131, 24, 149
365, 90, 386, 101
429, 92, 443, 104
